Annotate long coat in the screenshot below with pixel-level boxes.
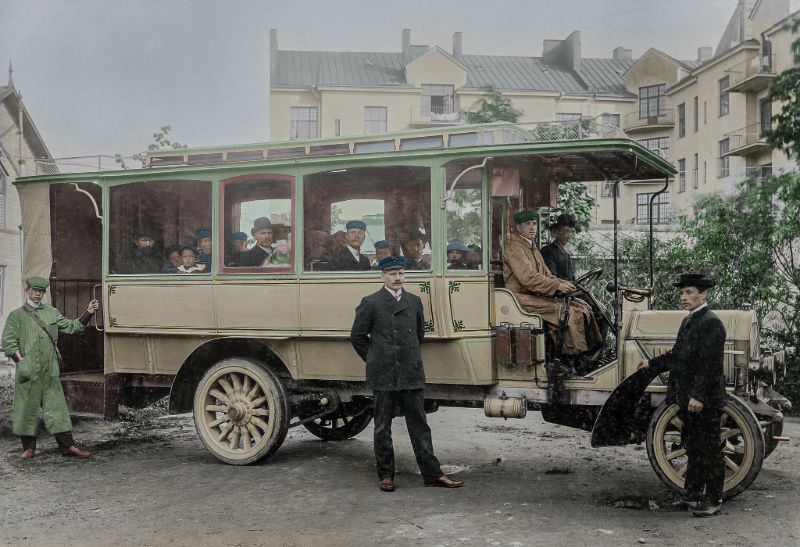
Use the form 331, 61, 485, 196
503, 233, 600, 354
330, 247, 371, 271
540, 241, 574, 281
1, 303, 86, 436
238, 245, 272, 267
649, 306, 727, 408
350, 288, 426, 391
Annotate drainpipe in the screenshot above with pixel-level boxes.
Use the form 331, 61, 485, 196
648, 176, 670, 307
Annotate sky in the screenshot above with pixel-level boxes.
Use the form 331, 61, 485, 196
0, 0, 771, 164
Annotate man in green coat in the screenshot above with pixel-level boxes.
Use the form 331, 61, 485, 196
2, 276, 99, 459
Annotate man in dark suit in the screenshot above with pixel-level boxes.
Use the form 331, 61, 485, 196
540, 213, 576, 281
639, 273, 727, 517
350, 256, 464, 492
330, 220, 371, 271
238, 217, 274, 267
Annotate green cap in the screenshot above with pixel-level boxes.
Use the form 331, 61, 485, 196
25, 276, 49, 290
513, 210, 539, 224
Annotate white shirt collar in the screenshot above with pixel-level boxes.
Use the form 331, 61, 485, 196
384, 286, 403, 299
26, 299, 42, 309
520, 235, 534, 247
347, 244, 360, 260
689, 302, 708, 315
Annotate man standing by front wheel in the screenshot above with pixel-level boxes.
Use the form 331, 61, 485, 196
638, 273, 727, 517
350, 255, 463, 492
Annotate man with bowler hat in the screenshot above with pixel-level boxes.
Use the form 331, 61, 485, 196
540, 213, 577, 281
639, 273, 727, 517
2, 277, 99, 459
238, 217, 275, 267
350, 255, 464, 492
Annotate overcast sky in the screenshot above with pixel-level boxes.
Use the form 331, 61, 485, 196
0, 0, 772, 163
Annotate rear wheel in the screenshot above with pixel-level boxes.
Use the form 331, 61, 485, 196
646, 396, 765, 500
193, 358, 289, 465
303, 401, 373, 441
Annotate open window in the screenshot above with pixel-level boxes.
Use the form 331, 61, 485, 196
109, 180, 211, 275
445, 160, 484, 271
303, 166, 431, 272
220, 174, 294, 273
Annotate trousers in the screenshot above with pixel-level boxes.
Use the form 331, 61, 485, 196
372, 389, 442, 482
20, 431, 74, 451
681, 407, 725, 502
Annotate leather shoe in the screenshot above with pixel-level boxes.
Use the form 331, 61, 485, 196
379, 478, 395, 492
424, 475, 464, 488
62, 446, 91, 459
20, 448, 36, 460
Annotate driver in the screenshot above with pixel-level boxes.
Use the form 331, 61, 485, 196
503, 210, 602, 359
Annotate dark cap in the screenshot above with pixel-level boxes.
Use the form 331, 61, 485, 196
374, 240, 391, 250
251, 217, 272, 235
25, 276, 49, 290
133, 228, 155, 240
229, 231, 248, 241
404, 230, 426, 241
447, 240, 470, 253
548, 213, 577, 230
379, 255, 406, 271
513, 210, 538, 224
673, 273, 716, 290
346, 220, 367, 231
195, 228, 211, 240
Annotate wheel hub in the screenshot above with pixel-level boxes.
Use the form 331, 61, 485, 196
228, 402, 248, 423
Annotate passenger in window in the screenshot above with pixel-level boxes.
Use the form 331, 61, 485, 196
238, 217, 275, 267
329, 220, 371, 271
161, 244, 183, 273
195, 228, 212, 268
225, 231, 248, 267
176, 246, 207, 274
466, 245, 482, 270
372, 240, 392, 268
400, 232, 430, 271
446, 240, 469, 269
112, 228, 162, 274
540, 213, 576, 282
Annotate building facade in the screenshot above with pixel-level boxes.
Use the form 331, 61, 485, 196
269, 0, 798, 229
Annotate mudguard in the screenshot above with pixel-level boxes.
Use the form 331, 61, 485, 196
591, 366, 660, 447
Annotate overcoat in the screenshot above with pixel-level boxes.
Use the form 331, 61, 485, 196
503, 233, 600, 354
330, 247, 371, 271
540, 240, 574, 281
649, 306, 727, 408
1, 303, 86, 436
350, 288, 426, 390
238, 245, 272, 267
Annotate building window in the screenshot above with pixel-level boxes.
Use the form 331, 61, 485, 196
364, 106, 388, 134
636, 192, 672, 225
600, 180, 618, 198
678, 158, 686, 193
693, 96, 699, 132
599, 113, 620, 136
759, 99, 772, 135
693, 154, 699, 189
637, 136, 670, 159
703, 160, 707, 184
421, 84, 454, 116
719, 76, 730, 117
703, 101, 708, 124
290, 106, 318, 140
638, 84, 666, 118
718, 138, 730, 177
677, 103, 685, 138
334, 119, 341, 137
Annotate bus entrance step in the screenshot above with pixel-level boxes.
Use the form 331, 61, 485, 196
60, 372, 121, 419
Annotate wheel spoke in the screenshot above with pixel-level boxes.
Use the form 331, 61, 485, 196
251, 416, 270, 433
721, 428, 742, 441
230, 373, 242, 393
664, 433, 682, 444
217, 422, 234, 443
251, 396, 267, 407
724, 455, 740, 472
218, 378, 235, 398
666, 448, 687, 461
208, 416, 227, 428
242, 428, 252, 450
670, 416, 683, 429
229, 426, 241, 449
246, 423, 262, 443
206, 404, 227, 413
250, 408, 270, 417
209, 389, 230, 404
724, 441, 745, 454
242, 375, 251, 395
246, 384, 260, 399
675, 462, 688, 477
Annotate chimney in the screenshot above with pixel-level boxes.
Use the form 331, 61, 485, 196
270, 29, 278, 81
452, 31, 462, 58
543, 31, 581, 72
542, 39, 561, 56
612, 46, 632, 62
697, 47, 712, 62
402, 28, 411, 63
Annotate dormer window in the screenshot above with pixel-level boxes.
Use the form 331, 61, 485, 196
421, 84, 454, 116
638, 84, 666, 118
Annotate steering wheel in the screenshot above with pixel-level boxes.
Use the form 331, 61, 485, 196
565, 267, 615, 336
575, 267, 603, 290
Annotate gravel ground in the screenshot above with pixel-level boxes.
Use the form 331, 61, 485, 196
1, 364, 798, 547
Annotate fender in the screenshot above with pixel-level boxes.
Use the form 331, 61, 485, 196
591, 366, 660, 447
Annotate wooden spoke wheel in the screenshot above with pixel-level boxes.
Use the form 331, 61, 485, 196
646, 396, 765, 500
303, 403, 373, 441
193, 358, 289, 465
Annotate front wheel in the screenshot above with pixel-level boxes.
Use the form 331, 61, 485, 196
646, 396, 765, 500
193, 358, 289, 465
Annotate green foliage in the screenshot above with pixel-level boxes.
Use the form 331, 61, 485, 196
464, 86, 522, 124
763, 19, 800, 160
555, 182, 596, 232
115, 125, 187, 169
446, 188, 482, 244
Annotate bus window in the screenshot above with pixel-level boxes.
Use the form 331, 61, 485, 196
445, 161, 483, 271
220, 175, 294, 272
303, 166, 431, 272
109, 180, 211, 275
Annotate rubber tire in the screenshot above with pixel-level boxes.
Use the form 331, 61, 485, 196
303, 404, 373, 441
193, 358, 289, 465
646, 395, 765, 500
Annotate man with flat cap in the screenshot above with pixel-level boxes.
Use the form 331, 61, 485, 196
639, 273, 727, 517
238, 217, 275, 267
2, 277, 100, 459
540, 213, 577, 281
195, 227, 213, 268
350, 255, 463, 492
112, 228, 162, 274
330, 220, 371, 271
503, 210, 601, 358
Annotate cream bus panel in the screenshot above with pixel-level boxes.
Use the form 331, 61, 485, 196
107, 282, 214, 329
444, 277, 492, 335
215, 281, 299, 333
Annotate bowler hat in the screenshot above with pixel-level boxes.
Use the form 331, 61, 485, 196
346, 220, 367, 231
513, 210, 538, 224
379, 255, 406, 271
673, 273, 716, 290
25, 276, 49, 290
548, 213, 577, 230
251, 217, 272, 235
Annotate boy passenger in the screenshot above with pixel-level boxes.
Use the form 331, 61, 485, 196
401, 231, 430, 271
176, 246, 207, 274
330, 220, 371, 271
372, 240, 392, 268
195, 228, 212, 268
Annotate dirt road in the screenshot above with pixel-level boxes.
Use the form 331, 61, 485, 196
1, 365, 798, 546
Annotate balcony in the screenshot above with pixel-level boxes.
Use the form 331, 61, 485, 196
723, 124, 771, 156
725, 54, 776, 93
410, 106, 465, 127
623, 109, 674, 133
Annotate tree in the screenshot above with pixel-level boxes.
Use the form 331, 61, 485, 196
115, 125, 186, 169
763, 18, 800, 160
464, 86, 522, 124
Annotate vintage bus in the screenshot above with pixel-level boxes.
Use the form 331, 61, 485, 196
14, 120, 788, 499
